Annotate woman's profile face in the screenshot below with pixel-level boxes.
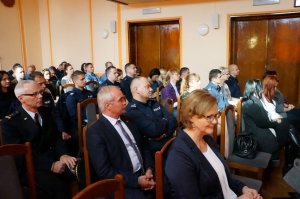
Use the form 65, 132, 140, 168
0, 74, 10, 88
44, 71, 50, 80
189, 104, 219, 135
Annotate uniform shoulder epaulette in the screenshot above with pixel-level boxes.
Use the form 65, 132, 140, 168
130, 103, 137, 108
4, 111, 20, 120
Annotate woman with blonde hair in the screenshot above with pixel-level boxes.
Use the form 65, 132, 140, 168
165, 89, 261, 199
180, 73, 201, 100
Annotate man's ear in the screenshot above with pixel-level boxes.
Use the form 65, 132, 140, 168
17, 95, 23, 103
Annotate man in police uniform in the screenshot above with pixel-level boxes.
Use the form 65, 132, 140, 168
120, 63, 137, 102
124, 76, 177, 155
29, 71, 71, 140
66, 70, 94, 149
100, 66, 120, 87
1, 80, 77, 199
205, 69, 229, 112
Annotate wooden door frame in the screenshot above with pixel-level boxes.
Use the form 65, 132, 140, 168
226, 9, 300, 65
126, 17, 182, 67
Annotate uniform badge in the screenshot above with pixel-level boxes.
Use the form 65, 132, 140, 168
130, 104, 136, 108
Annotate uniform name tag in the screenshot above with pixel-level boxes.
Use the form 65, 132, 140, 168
153, 107, 160, 111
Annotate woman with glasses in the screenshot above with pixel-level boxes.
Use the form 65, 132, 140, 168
0, 70, 18, 119
165, 89, 261, 199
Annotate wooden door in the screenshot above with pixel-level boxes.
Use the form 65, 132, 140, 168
230, 14, 300, 106
128, 20, 180, 77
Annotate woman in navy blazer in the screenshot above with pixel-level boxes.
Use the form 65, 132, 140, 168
165, 90, 261, 199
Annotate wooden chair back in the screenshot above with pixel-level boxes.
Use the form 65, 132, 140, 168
155, 137, 176, 199
72, 174, 124, 199
0, 142, 36, 199
82, 126, 91, 186
220, 105, 235, 157
77, 98, 98, 156
236, 97, 243, 135
59, 83, 75, 95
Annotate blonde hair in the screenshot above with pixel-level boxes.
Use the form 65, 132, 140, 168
165, 68, 179, 85
180, 89, 216, 128
180, 73, 200, 95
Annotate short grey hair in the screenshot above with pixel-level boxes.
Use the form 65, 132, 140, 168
97, 86, 115, 112
14, 80, 36, 97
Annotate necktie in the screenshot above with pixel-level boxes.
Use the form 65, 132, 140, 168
34, 113, 42, 129
116, 120, 144, 172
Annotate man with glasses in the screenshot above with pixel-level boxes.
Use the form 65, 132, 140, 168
1, 80, 77, 199
205, 69, 229, 112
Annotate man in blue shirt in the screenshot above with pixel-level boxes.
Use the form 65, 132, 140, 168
99, 61, 113, 82
85, 63, 102, 92
205, 69, 229, 111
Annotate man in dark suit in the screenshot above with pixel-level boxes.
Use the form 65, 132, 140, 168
87, 85, 155, 199
1, 80, 77, 199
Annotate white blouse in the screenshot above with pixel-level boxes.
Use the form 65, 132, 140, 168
203, 145, 237, 199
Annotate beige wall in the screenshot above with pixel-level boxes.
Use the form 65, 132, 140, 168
0, 0, 299, 82
120, 0, 299, 85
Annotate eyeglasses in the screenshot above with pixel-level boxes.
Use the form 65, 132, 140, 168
222, 73, 230, 76
201, 112, 221, 122
21, 91, 43, 97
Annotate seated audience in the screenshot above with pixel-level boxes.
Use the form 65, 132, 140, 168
158, 68, 167, 87
85, 63, 102, 91
176, 67, 190, 94
116, 68, 123, 83
80, 62, 87, 74
66, 70, 93, 150
148, 68, 161, 93
1, 80, 77, 199
61, 63, 74, 86
43, 68, 57, 98
120, 63, 137, 102
24, 64, 36, 80
57, 61, 66, 81
87, 86, 155, 199
125, 76, 177, 156
242, 79, 292, 160
100, 66, 120, 87
180, 72, 201, 100
263, 70, 300, 132
10, 63, 25, 88
99, 61, 113, 82
219, 66, 232, 100
161, 69, 180, 107
29, 71, 71, 141
165, 89, 261, 199
0, 70, 18, 119
225, 64, 242, 98
205, 69, 229, 112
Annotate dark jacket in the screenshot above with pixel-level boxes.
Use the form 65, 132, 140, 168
86, 115, 152, 199
242, 96, 289, 157
225, 75, 242, 98
120, 76, 133, 102
124, 99, 177, 153
165, 131, 245, 199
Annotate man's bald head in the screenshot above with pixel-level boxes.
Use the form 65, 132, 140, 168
130, 76, 153, 103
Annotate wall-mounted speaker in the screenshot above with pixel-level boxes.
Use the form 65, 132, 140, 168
110, 20, 116, 33
212, 13, 219, 29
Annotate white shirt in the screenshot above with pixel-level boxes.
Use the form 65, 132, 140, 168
170, 82, 179, 97
102, 114, 142, 172
203, 145, 237, 199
